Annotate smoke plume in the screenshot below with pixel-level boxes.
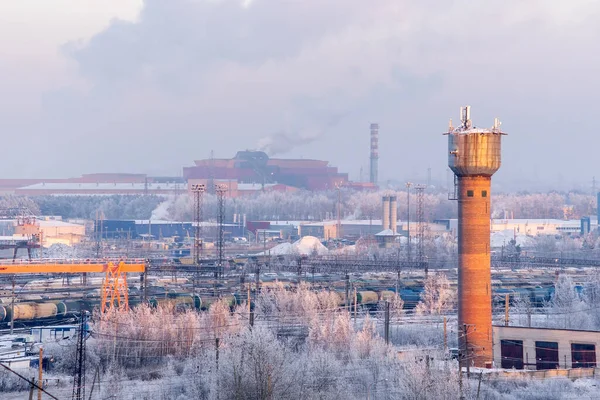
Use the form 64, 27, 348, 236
257, 114, 344, 156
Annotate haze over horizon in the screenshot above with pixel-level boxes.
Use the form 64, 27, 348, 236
1, 0, 598, 192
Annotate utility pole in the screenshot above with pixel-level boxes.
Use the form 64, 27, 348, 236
247, 285, 251, 314
255, 264, 261, 303
504, 294, 510, 326
405, 182, 413, 261
353, 287, 358, 327
72, 313, 87, 400
191, 184, 206, 263
88, 367, 100, 400
336, 184, 342, 239
443, 316, 447, 352
416, 184, 427, 275
215, 184, 227, 281
215, 337, 220, 369
345, 274, 350, 310
10, 276, 15, 334
384, 301, 390, 345
142, 266, 148, 304
191, 183, 206, 297
463, 323, 471, 378
38, 347, 43, 400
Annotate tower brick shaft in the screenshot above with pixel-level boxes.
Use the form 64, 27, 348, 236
382, 196, 390, 231
447, 106, 504, 368
389, 196, 397, 234
457, 175, 492, 367
370, 123, 379, 184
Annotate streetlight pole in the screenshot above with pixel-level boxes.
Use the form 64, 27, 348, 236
406, 182, 413, 261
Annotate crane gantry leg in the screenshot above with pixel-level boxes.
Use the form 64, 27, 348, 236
101, 262, 130, 313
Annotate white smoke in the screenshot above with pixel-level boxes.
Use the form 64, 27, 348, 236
257, 127, 323, 156
150, 199, 172, 221
257, 113, 345, 156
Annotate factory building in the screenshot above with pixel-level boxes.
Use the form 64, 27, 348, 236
95, 220, 245, 240
436, 218, 594, 238
15, 182, 186, 196
13, 219, 85, 246
183, 151, 348, 191
494, 326, 599, 370
8, 174, 178, 196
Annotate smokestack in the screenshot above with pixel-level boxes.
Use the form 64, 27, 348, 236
370, 123, 379, 184
447, 106, 504, 368
597, 192, 600, 233
389, 196, 397, 234
382, 196, 390, 231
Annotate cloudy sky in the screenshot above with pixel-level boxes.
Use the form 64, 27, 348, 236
1, 0, 599, 190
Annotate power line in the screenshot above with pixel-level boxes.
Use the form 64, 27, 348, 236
0, 362, 60, 400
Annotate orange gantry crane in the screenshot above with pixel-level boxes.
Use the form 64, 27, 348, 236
0, 259, 146, 312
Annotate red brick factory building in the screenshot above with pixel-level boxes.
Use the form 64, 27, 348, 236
183, 151, 350, 191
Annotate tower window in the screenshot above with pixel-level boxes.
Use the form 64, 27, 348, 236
467, 190, 474, 197
482, 190, 487, 197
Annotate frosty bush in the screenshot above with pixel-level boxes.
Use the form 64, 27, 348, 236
415, 273, 456, 316
0, 367, 36, 392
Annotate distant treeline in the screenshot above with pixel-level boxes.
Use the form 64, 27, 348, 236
0, 190, 596, 222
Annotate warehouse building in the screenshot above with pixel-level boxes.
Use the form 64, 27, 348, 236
494, 326, 599, 370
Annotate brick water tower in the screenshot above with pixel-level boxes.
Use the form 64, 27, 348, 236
446, 106, 504, 368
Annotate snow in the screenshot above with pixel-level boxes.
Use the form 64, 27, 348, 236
375, 229, 401, 237
294, 236, 328, 255
265, 242, 293, 255
257, 236, 328, 256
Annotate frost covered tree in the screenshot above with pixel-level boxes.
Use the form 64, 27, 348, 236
545, 275, 591, 330
415, 273, 456, 316
511, 293, 534, 328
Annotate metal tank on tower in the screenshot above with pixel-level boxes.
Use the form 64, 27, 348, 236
446, 106, 505, 368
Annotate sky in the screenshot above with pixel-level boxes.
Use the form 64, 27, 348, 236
1, 0, 599, 191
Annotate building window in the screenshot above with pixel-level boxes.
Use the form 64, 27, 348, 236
572, 343, 596, 368
501, 339, 524, 369
481, 190, 487, 197
535, 341, 559, 370
467, 190, 474, 197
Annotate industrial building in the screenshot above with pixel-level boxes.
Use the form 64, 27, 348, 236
95, 220, 245, 240
436, 218, 595, 239
494, 326, 598, 370
183, 151, 349, 191
15, 182, 186, 196
9, 218, 85, 247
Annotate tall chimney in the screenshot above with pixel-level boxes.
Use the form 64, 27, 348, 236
389, 196, 397, 234
382, 196, 390, 231
370, 123, 379, 184
447, 106, 504, 368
